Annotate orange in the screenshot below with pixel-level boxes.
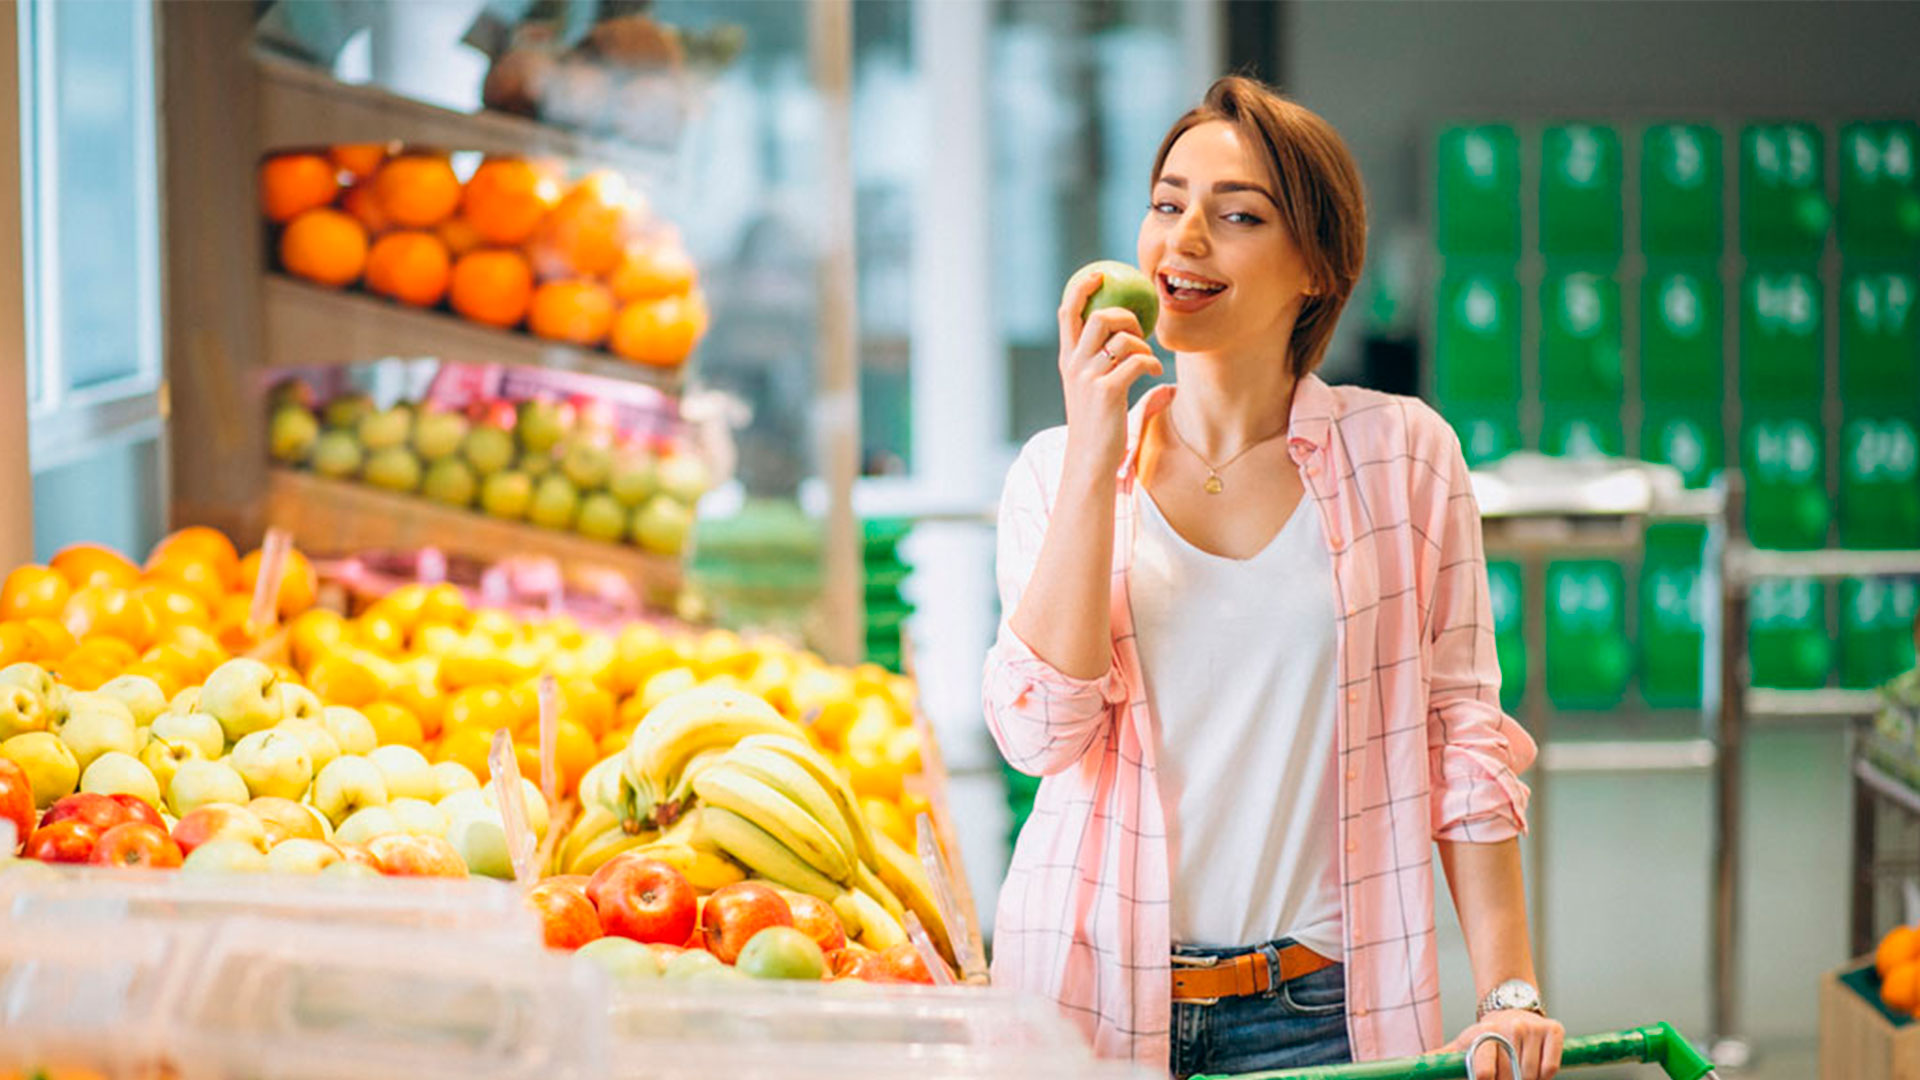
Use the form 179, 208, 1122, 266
373, 154, 462, 229
47, 654, 112, 692
560, 679, 616, 738
71, 636, 138, 671
527, 279, 616, 346
506, 679, 542, 735
306, 652, 382, 708
552, 718, 598, 795
63, 586, 157, 652
598, 728, 631, 760
363, 701, 425, 750
1885, 961, 1920, 1016
389, 676, 446, 740
419, 583, 471, 628
237, 547, 318, 620
461, 158, 560, 246
146, 526, 240, 582
156, 623, 225, 680
341, 181, 392, 234
449, 249, 534, 328
530, 171, 638, 279
435, 724, 495, 782
280, 208, 369, 288
610, 242, 696, 301
1878, 925, 1920, 977
437, 216, 484, 258
445, 684, 517, 736
0, 623, 31, 665
288, 609, 347, 670
354, 612, 407, 655
211, 594, 256, 651
2, 565, 71, 620
20, 617, 76, 662
330, 143, 388, 181
610, 291, 707, 368
259, 153, 340, 224
143, 555, 231, 611
51, 544, 141, 592
135, 582, 210, 629
123, 659, 184, 699
364, 231, 452, 307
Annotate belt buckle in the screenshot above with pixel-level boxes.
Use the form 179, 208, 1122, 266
1171, 954, 1224, 1007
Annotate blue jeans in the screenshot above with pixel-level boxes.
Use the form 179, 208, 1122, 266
1170, 940, 1352, 1079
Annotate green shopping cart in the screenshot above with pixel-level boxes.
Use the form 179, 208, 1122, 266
1195, 1022, 1718, 1079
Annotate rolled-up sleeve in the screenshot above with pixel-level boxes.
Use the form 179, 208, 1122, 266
1422, 423, 1536, 843
982, 438, 1127, 777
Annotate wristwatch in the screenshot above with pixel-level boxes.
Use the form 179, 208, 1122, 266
1476, 979, 1546, 1020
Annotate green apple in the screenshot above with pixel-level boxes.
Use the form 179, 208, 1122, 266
323, 859, 381, 879
631, 495, 693, 556
167, 758, 250, 817
560, 438, 612, 491
412, 409, 470, 461
519, 452, 554, 478
277, 719, 342, 773
230, 730, 314, 801
481, 776, 549, 840
0, 662, 55, 705
735, 925, 829, 980
575, 937, 662, 981
364, 446, 423, 493
517, 399, 573, 456
444, 806, 513, 879
266, 837, 344, 875
277, 683, 325, 726
321, 706, 378, 756
0, 684, 51, 741
335, 804, 403, 846
430, 761, 480, 801
607, 449, 658, 507
435, 788, 488, 820
200, 658, 284, 744
1067, 259, 1160, 338
97, 675, 167, 728
357, 405, 413, 452
311, 755, 389, 826
139, 735, 207, 795
422, 458, 478, 507
270, 405, 321, 464
463, 425, 517, 477
655, 454, 710, 504
151, 711, 225, 760
480, 470, 535, 520
368, 744, 436, 801
323, 391, 375, 430
663, 949, 727, 980
2, 732, 79, 808
387, 796, 448, 837
56, 701, 139, 772
166, 686, 202, 717
529, 473, 580, 530
576, 492, 627, 543
181, 837, 268, 874
79, 751, 161, 806
310, 431, 365, 479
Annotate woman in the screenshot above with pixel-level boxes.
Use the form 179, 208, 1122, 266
983, 76, 1562, 1080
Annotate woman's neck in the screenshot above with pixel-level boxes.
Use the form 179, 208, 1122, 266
1166, 347, 1299, 462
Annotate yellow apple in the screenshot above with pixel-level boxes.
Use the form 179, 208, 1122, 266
1, 731, 80, 808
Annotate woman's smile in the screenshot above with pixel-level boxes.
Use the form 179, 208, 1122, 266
1158, 267, 1230, 315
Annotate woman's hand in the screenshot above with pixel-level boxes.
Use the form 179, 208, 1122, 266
1443, 1010, 1563, 1079
1056, 271, 1163, 483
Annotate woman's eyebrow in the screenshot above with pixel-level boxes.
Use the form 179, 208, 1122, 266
1154, 175, 1277, 206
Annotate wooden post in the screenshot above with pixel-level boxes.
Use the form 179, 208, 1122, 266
0, 1, 34, 566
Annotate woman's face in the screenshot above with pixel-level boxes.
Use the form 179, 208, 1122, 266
1138, 120, 1315, 358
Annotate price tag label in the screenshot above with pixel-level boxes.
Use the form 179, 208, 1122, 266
247, 528, 294, 637
916, 812, 979, 979
536, 674, 560, 809
489, 729, 538, 887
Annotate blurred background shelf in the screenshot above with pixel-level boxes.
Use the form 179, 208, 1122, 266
264, 274, 685, 393
264, 466, 683, 604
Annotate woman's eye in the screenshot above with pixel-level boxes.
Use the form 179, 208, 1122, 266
1224, 212, 1263, 225
1151, 201, 1181, 215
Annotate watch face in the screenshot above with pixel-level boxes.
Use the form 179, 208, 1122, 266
1493, 981, 1539, 1011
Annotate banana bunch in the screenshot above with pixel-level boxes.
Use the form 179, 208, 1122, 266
618, 685, 804, 832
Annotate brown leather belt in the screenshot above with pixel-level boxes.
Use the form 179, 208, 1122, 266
1170, 945, 1337, 1003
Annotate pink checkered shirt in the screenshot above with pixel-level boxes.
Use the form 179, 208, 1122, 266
983, 375, 1537, 1066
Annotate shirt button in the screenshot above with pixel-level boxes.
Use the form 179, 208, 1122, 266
1347, 839, 1358, 853
1354, 1007, 1367, 1018
1346, 688, 1361, 703
1347, 769, 1358, 781
1329, 533, 1343, 547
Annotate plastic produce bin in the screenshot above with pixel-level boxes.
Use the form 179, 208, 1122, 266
1437, 124, 1521, 258
1639, 265, 1724, 402
1539, 269, 1623, 403
1540, 123, 1623, 258
1740, 267, 1825, 403
1840, 266, 1919, 399
1839, 120, 1920, 258
1742, 403, 1830, 551
1545, 559, 1631, 711
1435, 273, 1522, 404
1641, 123, 1723, 257
1741, 122, 1830, 258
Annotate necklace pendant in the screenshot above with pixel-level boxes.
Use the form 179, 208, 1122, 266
1203, 473, 1224, 495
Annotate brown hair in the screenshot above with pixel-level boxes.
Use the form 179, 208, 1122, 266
1151, 76, 1367, 376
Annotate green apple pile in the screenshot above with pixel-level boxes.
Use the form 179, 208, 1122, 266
268, 383, 711, 558
0, 655, 550, 878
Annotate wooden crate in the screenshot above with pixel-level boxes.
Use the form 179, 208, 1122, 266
1822, 957, 1920, 1079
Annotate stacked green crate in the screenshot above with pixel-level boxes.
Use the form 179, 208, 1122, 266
863, 518, 914, 673
1838, 121, 1920, 687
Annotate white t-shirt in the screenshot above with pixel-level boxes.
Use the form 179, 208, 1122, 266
1127, 485, 1344, 956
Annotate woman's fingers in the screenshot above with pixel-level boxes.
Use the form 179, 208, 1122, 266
1057, 271, 1107, 350
1537, 1023, 1563, 1079
1069, 307, 1146, 370
1098, 351, 1164, 392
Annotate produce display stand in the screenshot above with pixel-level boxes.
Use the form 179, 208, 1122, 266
1191, 1022, 1718, 1080
1849, 703, 1920, 957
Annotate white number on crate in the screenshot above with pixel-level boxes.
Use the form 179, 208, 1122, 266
1851, 274, 1914, 335
1848, 420, 1919, 481
1753, 578, 1816, 626
1651, 567, 1704, 630
1554, 568, 1617, 626
1754, 274, 1817, 335
1660, 419, 1708, 480
1660, 275, 1704, 337
1560, 275, 1605, 336
1460, 279, 1502, 332
1462, 131, 1499, 184
1754, 421, 1819, 482
1661, 127, 1706, 189
1559, 127, 1604, 188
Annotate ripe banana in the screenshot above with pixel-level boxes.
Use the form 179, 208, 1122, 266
832, 887, 907, 951
870, 830, 955, 968
557, 803, 624, 873
734, 733, 877, 869
578, 756, 624, 815
625, 835, 750, 892
620, 687, 800, 829
567, 825, 658, 877
691, 765, 854, 884
853, 863, 906, 924
721, 745, 858, 872
694, 806, 842, 902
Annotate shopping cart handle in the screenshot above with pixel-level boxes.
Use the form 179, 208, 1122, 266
1193, 1022, 1717, 1080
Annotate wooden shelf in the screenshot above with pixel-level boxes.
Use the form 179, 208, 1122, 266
264, 275, 685, 394
264, 468, 683, 604
255, 52, 676, 178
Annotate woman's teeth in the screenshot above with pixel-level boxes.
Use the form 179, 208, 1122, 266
1164, 274, 1225, 294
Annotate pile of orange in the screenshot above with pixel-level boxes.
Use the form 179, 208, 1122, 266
0, 527, 317, 696
1877, 924, 1920, 1017
260, 147, 707, 368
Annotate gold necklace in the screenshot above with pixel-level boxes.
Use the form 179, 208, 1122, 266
1163, 411, 1291, 494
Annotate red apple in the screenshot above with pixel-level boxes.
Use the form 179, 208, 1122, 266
335, 842, 380, 870
39, 792, 131, 833
171, 804, 268, 856
784, 891, 847, 955
587, 855, 697, 945
109, 794, 166, 831
0, 759, 33, 853
879, 942, 936, 985
699, 881, 793, 965
527, 880, 603, 950
249, 796, 327, 844
544, 873, 593, 897
367, 832, 469, 878
90, 822, 184, 869
834, 949, 899, 983
24, 820, 102, 863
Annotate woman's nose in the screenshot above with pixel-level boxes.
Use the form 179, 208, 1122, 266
1173, 207, 1209, 254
